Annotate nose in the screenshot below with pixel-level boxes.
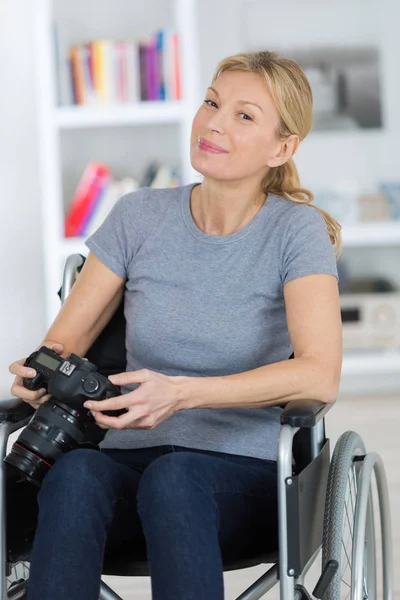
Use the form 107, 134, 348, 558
205, 111, 225, 135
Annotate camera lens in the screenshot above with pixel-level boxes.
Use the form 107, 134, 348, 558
4, 400, 88, 487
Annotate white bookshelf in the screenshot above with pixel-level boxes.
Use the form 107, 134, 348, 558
35, 0, 201, 326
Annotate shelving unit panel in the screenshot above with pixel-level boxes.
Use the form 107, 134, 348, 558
342, 221, 400, 247
55, 102, 192, 129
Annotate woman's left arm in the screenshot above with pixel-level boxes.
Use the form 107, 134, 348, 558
185, 272, 342, 409
85, 273, 342, 430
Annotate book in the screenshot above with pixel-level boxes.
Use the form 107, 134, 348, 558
125, 40, 141, 103
139, 43, 148, 100
156, 30, 166, 101
172, 33, 182, 100
64, 162, 111, 237
64, 30, 181, 105
147, 35, 159, 100
76, 169, 111, 236
69, 46, 85, 105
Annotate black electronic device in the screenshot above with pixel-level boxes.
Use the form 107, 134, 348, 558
4, 346, 127, 487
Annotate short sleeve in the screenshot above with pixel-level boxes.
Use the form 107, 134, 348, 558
85, 193, 135, 279
281, 204, 339, 286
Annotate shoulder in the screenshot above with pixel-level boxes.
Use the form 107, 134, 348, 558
267, 192, 324, 220
115, 184, 186, 228
267, 193, 327, 235
120, 184, 185, 206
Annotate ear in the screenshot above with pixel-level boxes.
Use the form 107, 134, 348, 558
267, 134, 300, 168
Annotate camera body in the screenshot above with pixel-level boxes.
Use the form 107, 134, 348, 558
23, 346, 124, 414
4, 347, 127, 487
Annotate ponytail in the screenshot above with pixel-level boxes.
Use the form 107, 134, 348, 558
261, 159, 342, 258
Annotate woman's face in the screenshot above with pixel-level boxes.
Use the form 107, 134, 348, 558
190, 70, 287, 183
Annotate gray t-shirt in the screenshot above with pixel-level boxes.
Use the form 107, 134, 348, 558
85, 182, 338, 461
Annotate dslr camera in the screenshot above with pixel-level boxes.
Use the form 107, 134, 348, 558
5, 346, 127, 487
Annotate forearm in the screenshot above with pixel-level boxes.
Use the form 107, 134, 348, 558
182, 357, 339, 410
39, 285, 123, 358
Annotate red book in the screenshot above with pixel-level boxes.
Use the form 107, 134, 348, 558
64, 162, 110, 237
77, 170, 111, 236
172, 33, 181, 100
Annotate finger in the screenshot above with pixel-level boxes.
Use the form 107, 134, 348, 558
51, 344, 64, 355
93, 405, 150, 430
92, 410, 131, 430
11, 383, 47, 403
83, 394, 139, 412
108, 370, 149, 386
9, 360, 35, 378
8, 359, 23, 375
15, 365, 38, 379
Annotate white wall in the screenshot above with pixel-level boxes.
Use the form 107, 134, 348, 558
0, 1, 46, 398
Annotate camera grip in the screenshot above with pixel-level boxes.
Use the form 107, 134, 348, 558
22, 361, 47, 392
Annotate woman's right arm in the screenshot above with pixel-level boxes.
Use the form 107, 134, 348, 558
9, 252, 126, 407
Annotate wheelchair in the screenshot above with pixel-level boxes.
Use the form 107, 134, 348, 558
0, 253, 394, 600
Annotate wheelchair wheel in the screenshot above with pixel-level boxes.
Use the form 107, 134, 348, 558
6, 560, 29, 599
322, 431, 381, 600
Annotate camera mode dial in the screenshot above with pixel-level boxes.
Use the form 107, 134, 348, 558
83, 377, 100, 394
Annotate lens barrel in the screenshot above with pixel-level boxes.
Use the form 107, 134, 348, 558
4, 400, 88, 487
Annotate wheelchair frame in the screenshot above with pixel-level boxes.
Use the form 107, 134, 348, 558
0, 254, 394, 600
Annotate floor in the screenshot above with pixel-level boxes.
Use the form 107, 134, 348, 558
100, 393, 400, 599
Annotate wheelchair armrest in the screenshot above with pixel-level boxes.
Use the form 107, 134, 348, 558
0, 397, 35, 423
280, 399, 335, 428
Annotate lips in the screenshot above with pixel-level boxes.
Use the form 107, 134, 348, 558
198, 137, 228, 153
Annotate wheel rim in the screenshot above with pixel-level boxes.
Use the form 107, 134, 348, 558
338, 459, 377, 600
338, 460, 361, 598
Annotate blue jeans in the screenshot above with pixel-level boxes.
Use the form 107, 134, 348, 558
27, 445, 278, 600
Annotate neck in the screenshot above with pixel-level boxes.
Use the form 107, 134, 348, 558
190, 180, 266, 236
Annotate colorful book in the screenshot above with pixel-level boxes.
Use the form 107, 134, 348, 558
139, 43, 148, 100
69, 46, 85, 105
156, 30, 166, 101
76, 170, 110, 236
64, 162, 111, 237
66, 30, 181, 104
172, 33, 182, 100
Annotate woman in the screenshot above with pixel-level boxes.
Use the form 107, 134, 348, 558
9, 50, 342, 600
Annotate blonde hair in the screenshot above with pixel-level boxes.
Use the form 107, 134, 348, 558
211, 51, 342, 257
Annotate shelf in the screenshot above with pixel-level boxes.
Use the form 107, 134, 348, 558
54, 101, 191, 129
341, 221, 400, 247
342, 350, 400, 376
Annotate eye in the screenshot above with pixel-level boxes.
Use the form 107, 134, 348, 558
239, 112, 253, 121
203, 99, 254, 122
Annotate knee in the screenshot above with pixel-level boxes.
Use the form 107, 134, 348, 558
137, 452, 215, 517
39, 449, 113, 502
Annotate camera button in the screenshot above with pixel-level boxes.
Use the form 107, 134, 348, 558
83, 378, 100, 394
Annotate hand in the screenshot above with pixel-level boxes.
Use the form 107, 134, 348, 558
9, 343, 65, 409
83, 369, 186, 430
